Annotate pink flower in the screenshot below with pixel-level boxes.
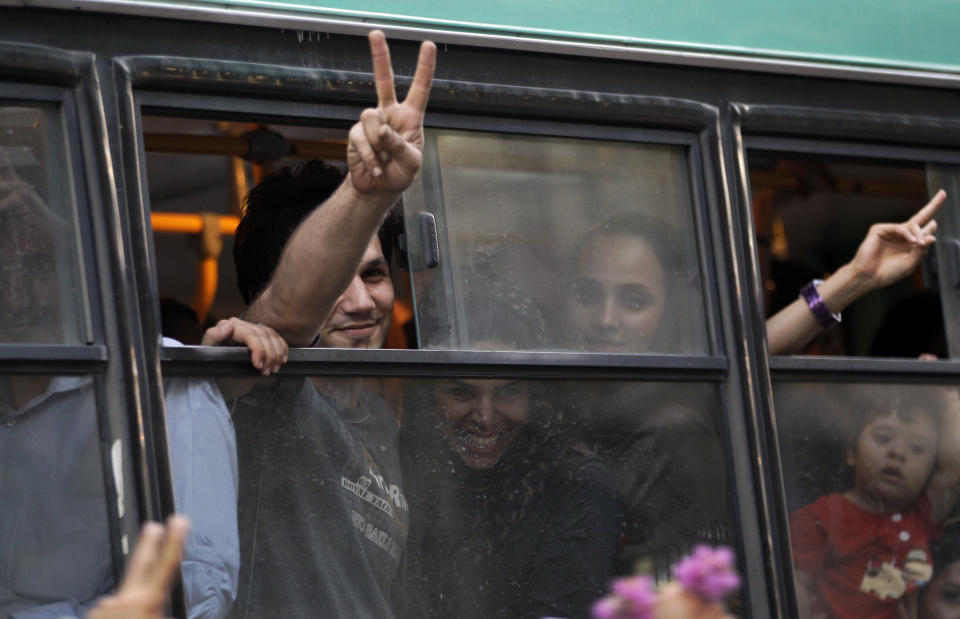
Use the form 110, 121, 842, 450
592, 575, 655, 619
672, 545, 741, 604
591, 596, 625, 619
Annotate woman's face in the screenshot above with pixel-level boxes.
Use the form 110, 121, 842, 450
924, 562, 960, 619
435, 378, 530, 470
567, 233, 667, 353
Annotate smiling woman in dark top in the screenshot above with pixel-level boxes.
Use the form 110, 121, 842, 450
402, 277, 620, 619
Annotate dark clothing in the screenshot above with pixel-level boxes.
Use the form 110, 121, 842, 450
230, 378, 408, 619
406, 438, 620, 619
580, 384, 731, 578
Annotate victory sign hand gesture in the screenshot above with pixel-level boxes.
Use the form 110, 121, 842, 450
348, 30, 436, 195
851, 189, 946, 289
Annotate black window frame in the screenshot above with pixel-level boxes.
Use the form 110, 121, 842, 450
0, 40, 152, 604
116, 52, 775, 618
729, 100, 960, 618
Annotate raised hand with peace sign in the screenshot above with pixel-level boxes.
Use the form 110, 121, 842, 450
242, 30, 437, 346
347, 30, 436, 195
766, 189, 949, 355
849, 189, 946, 289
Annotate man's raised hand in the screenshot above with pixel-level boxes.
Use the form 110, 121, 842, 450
347, 30, 436, 195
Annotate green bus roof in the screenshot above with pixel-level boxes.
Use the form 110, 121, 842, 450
165, 0, 960, 74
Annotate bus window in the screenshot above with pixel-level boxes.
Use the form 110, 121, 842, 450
402, 129, 710, 355
0, 104, 88, 344
748, 151, 948, 358
774, 381, 960, 617
143, 115, 417, 349
174, 371, 734, 618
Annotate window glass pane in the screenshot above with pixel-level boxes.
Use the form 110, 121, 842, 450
0, 374, 114, 615
926, 164, 960, 359
169, 372, 734, 617
0, 103, 86, 344
403, 130, 710, 354
774, 381, 960, 616
749, 151, 947, 357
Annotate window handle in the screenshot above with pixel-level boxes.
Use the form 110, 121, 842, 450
418, 212, 440, 269
396, 212, 440, 271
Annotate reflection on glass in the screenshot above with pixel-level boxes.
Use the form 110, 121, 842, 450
174, 370, 734, 619
776, 383, 960, 617
404, 130, 708, 354
0, 374, 112, 616
0, 104, 85, 344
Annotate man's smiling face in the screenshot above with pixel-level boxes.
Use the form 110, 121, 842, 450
317, 236, 394, 349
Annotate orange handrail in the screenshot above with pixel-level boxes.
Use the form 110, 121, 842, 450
191, 257, 220, 324
151, 212, 239, 236
151, 212, 240, 323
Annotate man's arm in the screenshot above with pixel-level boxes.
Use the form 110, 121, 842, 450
245, 31, 437, 346
766, 190, 946, 355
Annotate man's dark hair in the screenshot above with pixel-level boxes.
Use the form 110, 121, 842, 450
233, 159, 397, 305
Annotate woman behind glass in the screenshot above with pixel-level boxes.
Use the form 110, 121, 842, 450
401, 276, 620, 619
565, 212, 730, 579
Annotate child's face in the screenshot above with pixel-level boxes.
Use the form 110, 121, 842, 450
923, 561, 960, 619
847, 410, 937, 512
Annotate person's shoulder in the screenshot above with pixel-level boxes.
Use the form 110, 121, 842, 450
815, 492, 850, 510
552, 446, 617, 496
791, 493, 845, 522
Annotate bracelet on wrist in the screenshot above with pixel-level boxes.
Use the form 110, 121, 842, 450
799, 279, 841, 328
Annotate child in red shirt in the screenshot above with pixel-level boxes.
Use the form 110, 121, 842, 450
789, 386, 960, 619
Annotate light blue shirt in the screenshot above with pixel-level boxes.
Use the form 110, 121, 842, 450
164, 338, 240, 619
1, 340, 238, 619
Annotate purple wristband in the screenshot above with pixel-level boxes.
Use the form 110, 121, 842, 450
799, 279, 841, 328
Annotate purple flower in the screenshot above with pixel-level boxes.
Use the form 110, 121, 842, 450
673, 545, 741, 603
591, 575, 655, 619
612, 575, 656, 608
591, 596, 624, 619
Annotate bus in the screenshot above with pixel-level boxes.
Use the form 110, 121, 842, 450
1, 1, 959, 616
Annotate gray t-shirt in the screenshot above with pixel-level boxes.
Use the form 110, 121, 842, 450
229, 378, 408, 618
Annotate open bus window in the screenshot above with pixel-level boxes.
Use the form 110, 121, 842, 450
142, 115, 418, 349
0, 373, 115, 615
748, 151, 949, 358
403, 129, 710, 354
774, 381, 960, 617
0, 104, 87, 344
